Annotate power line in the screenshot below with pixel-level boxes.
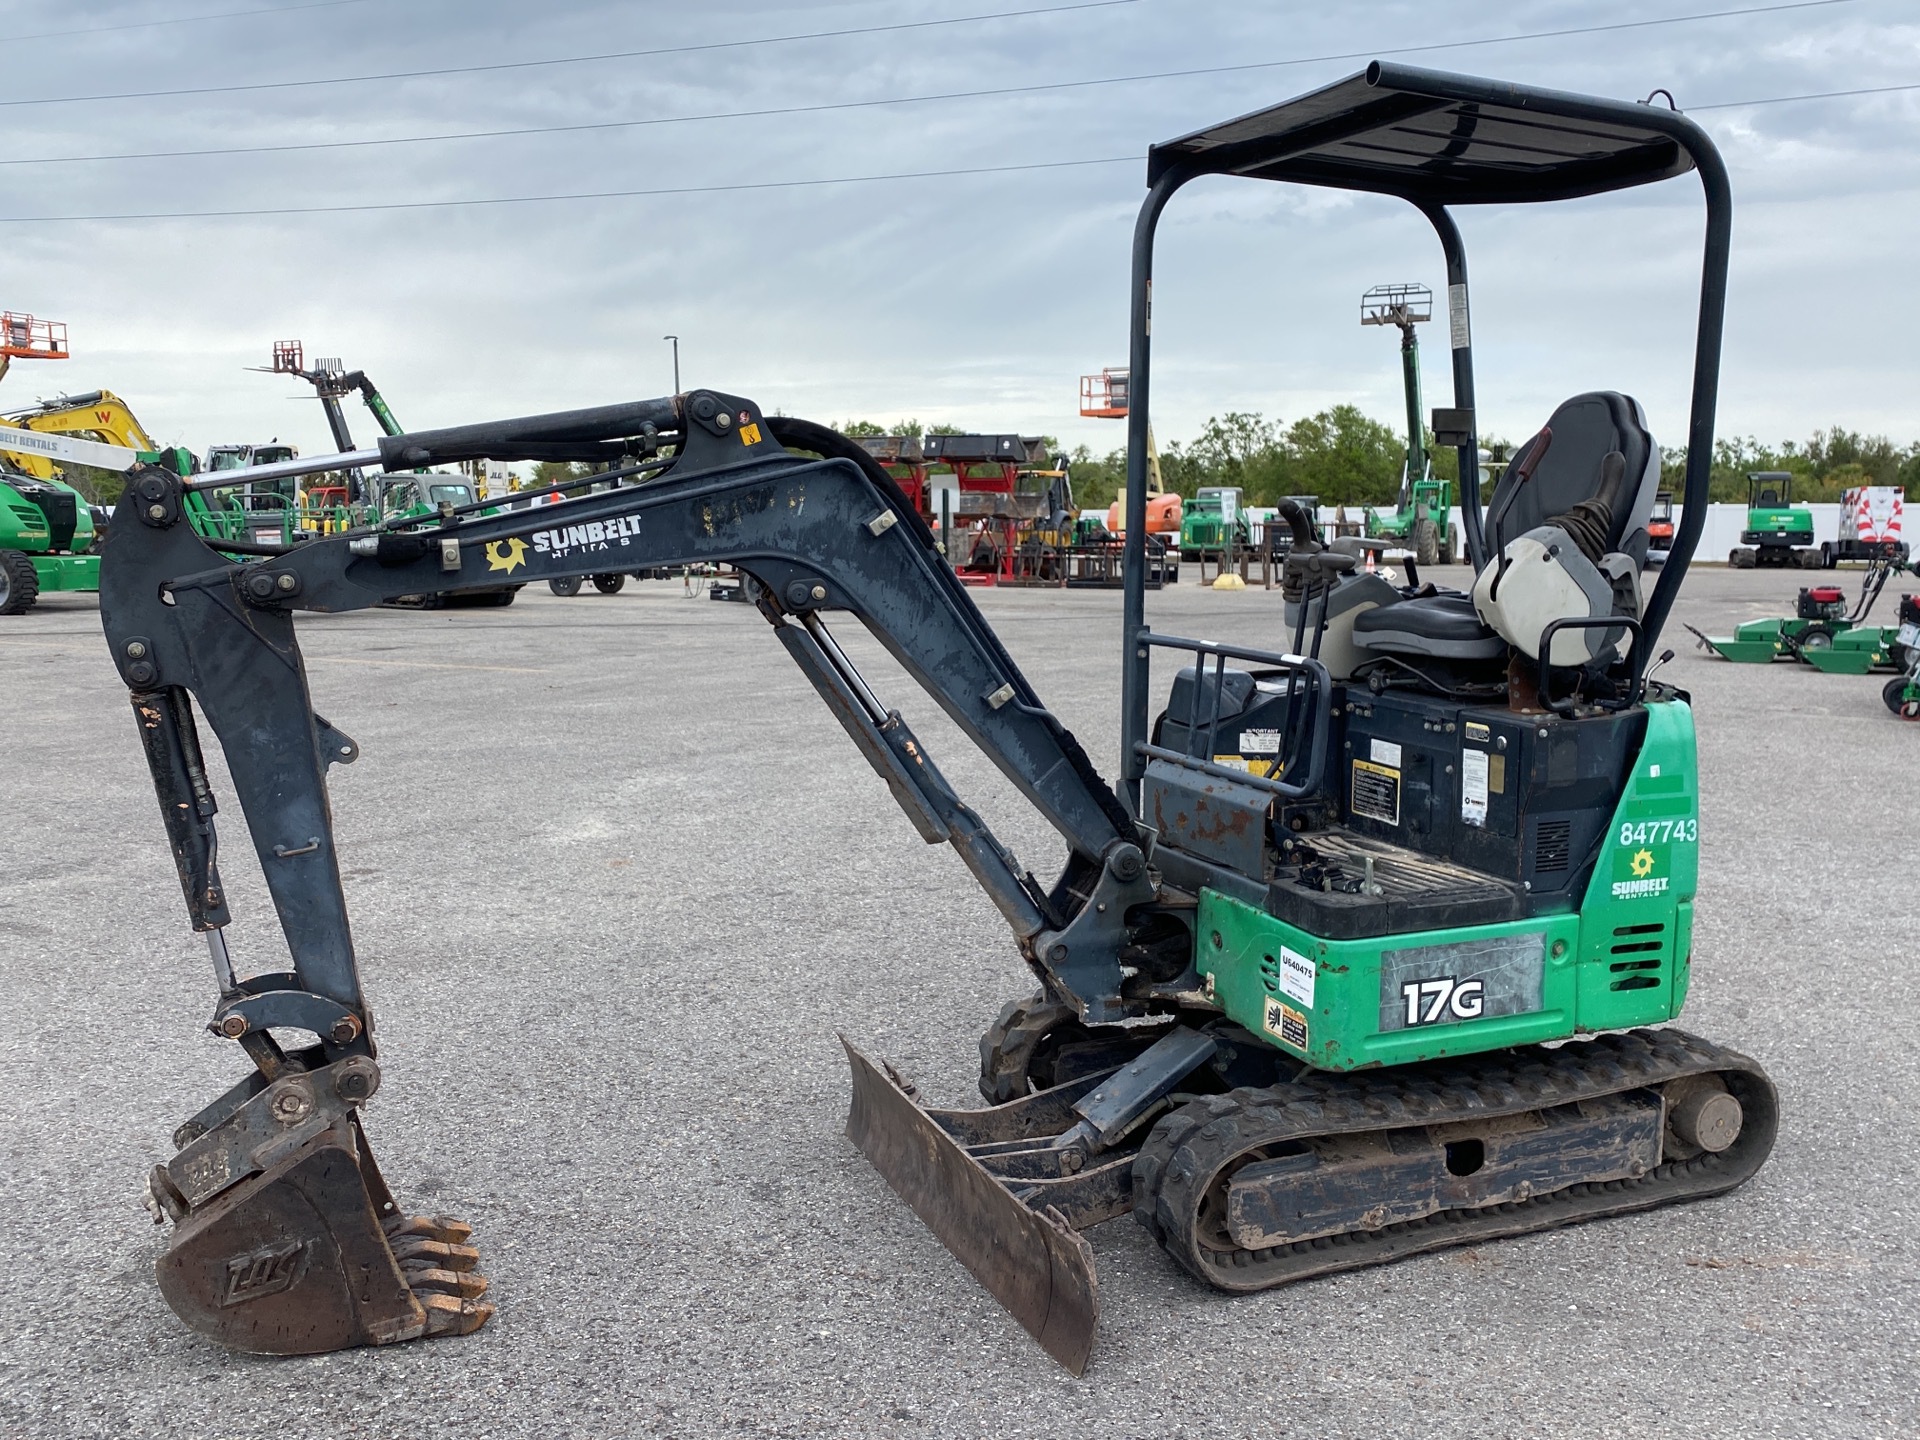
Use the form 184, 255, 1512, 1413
0, 0, 1861, 167
5, 71, 1917, 226
0, 0, 1144, 108
1691, 80, 1920, 110
13, 0, 374, 44
0, 156, 1139, 224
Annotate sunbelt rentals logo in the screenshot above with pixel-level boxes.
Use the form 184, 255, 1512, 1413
1611, 843, 1669, 899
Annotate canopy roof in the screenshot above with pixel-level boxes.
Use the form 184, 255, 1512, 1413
1147, 61, 1698, 204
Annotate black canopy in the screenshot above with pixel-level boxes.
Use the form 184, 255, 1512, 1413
1147, 60, 1697, 204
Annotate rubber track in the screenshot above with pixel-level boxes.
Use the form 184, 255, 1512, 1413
1132, 1027, 1777, 1292
978, 994, 1075, 1105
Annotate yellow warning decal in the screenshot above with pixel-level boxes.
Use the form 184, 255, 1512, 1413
739, 422, 763, 445
1262, 997, 1310, 1052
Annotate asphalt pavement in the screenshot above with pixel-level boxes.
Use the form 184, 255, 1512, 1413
0, 560, 1914, 1439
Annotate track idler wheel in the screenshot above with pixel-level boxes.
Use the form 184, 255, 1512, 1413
978, 993, 1170, 1104
146, 1059, 492, 1354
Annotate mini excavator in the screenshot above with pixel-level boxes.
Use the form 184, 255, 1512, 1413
103, 65, 1775, 1373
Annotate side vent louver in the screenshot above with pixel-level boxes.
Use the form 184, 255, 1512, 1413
1535, 820, 1572, 873
1609, 922, 1667, 991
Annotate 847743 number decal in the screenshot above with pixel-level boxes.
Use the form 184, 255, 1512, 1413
1618, 818, 1696, 846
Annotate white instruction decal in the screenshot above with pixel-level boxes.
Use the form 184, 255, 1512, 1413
1278, 946, 1316, 1007
1448, 283, 1471, 350
1240, 728, 1282, 755
1461, 748, 1490, 827
1370, 738, 1402, 768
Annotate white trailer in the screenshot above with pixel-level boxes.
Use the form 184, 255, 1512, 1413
1821, 486, 1906, 567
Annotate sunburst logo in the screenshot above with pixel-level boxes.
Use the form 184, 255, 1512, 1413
484, 537, 528, 574
1630, 848, 1656, 878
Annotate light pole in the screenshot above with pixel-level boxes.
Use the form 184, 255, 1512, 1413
663, 334, 680, 394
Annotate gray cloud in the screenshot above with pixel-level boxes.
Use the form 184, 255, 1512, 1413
2, 0, 1914, 464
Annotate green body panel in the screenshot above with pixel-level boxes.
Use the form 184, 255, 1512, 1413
27, 553, 100, 591
1199, 699, 1698, 1073
1, 474, 96, 555
1179, 495, 1248, 551
1744, 505, 1813, 542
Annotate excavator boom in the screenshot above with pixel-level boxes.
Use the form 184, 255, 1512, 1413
101, 390, 1204, 1358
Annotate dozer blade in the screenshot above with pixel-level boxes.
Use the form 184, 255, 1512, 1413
842, 1037, 1102, 1375
146, 1059, 492, 1355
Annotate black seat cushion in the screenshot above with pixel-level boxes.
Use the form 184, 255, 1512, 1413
1350, 592, 1505, 659
1490, 392, 1654, 559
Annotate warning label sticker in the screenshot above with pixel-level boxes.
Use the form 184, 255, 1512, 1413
1263, 998, 1310, 1051
1240, 728, 1281, 754
1461, 747, 1490, 828
1351, 758, 1401, 825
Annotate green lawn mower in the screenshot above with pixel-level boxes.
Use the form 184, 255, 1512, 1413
1689, 551, 1913, 674
1886, 592, 1920, 718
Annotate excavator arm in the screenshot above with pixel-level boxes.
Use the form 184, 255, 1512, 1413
100, 390, 1184, 1357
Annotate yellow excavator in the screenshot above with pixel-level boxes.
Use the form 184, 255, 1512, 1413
3, 388, 164, 480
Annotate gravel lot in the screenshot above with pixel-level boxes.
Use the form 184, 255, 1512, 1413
1, 559, 1914, 1439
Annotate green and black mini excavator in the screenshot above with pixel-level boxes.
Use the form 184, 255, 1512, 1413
104, 64, 1774, 1374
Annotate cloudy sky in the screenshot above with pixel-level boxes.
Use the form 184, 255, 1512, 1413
0, 0, 1914, 463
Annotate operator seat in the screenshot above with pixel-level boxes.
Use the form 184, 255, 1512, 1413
1349, 392, 1660, 661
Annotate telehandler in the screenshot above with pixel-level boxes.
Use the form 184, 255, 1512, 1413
103, 64, 1773, 1374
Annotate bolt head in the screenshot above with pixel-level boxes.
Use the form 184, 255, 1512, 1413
270, 1089, 313, 1123
246, 573, 277, 599
714, 412, 732, 430
147, 504, 166, 521
126, 660, 156, 685
785, 581, 811, 608
1047, 943, 1068, 962
218, 1015, 248, 1039
809, 583, 827, 601
124, 641, 147, 659
328, 1016, 360, 1045
275, 573, 298, 592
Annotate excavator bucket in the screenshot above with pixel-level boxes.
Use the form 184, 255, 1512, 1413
146, 1059, 492, 1355
842, 1038, 1113, 1375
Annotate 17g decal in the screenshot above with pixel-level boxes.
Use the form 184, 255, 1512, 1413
1400, 976, 1485, 1027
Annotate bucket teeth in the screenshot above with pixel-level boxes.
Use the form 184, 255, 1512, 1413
385, 1214, 475, 1245
404, 1265, 491, 1300
418, 1291, 495, 1339
389, 1235, 483, 1272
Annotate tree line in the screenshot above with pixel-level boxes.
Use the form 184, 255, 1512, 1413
44, 412, 1904, 513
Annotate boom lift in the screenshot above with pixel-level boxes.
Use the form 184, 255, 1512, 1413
267, 342, 520, 604
1360, 283, 1457, 566
1083, 368, 1183, 543
103, 65, 1773, 1373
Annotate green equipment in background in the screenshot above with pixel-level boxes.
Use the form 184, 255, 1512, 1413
1728, 470, 1818, 569
1362, 283, 1456, 566
1689, 550, 1914, 672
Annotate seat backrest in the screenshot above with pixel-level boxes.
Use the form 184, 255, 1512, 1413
1490, 392, 1661, 564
